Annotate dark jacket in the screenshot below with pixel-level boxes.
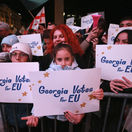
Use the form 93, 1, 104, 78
4, 103, 33, 128
32, 50, 95, 71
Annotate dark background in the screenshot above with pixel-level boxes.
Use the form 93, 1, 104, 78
0, 0, 132, 28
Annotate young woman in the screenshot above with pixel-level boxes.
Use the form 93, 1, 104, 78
22, 43, 104, 132
114, 29, 132, 45
10, 42, 32, 62
100, 29, 132, 132
4, 42, 40, 132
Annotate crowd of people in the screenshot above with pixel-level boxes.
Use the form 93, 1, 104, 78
0, 15, 132, 132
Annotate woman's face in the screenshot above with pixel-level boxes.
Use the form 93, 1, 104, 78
114, 32, 128, 45
11, 50, 29, 62
2, 44, 12, 52
55, 49, 73, 69
119, 20, 132, 27
53, 30, 66, 47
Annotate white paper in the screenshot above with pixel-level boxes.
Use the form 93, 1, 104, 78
96, 45, 132, 81
0, 62, 39, 103
17, 34, 43, 56
29, 68, 101, 116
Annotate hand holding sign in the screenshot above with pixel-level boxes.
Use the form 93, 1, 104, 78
21, 115, 39, 127
21, 87, 104, 127
110, 76, 132, 94
29, 69, 101, 117
122, 76, 132, 88
91, 88, 104, 100
64, 111, 85, 124
110, 79, 124, 94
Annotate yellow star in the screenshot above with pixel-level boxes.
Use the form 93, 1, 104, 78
44, 72, 49, 77
75, 110, 79, 113
29, 85, 32, 90
107, 46, 112, 50
22, 91, 27, 96
88, 94, 96, 100
38, 80, 42, 83
101, 52, 104, 54
37, 45, 41, 50
80, 102, 86, 108
115, 28, 119, 32
18, 99, 22, 101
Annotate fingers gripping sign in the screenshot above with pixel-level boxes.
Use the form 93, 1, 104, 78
21, 115, 39, 127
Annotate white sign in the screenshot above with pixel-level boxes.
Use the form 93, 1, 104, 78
17, 34, 43, 56
107, 24, 119, 44
81, 15, 94, 29
66, 17, 74, 26
80, 11, 105, 30
68, 25, 81, 33
96, 45, 132, 81
29, 68, 101, 117
0, 62, 39, 103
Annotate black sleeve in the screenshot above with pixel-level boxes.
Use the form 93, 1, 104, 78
100, 80, 111, 92
75, 44, 95, 69
32, 54, 52, 71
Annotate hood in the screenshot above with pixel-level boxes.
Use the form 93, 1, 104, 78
48, 59, 79, 71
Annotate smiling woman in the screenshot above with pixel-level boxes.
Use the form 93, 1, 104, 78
3, 42, 37, 132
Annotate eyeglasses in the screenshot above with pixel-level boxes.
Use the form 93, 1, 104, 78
11, 52, 28, 58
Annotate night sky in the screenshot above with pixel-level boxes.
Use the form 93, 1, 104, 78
0, 0, 132, 28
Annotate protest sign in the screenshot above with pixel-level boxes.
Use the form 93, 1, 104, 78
66, 17, 74, 26
68, 25, 81, 33
17, 34, 43, 56
81, 11, 104, 29
0, 62, 39, 103
107, 23, 119, 44
96, 45, 132, 81
29, 68, 101, 117
81, 14, 94, 29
